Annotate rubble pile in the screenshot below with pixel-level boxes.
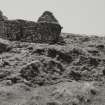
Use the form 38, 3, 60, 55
20, 58, 65, 86
31, 45, 105, 81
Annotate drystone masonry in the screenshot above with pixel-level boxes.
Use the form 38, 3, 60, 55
0, 11, 8, 38
3, 20, 21, 40
22, 22, 61, 43
0, 11, 62, 43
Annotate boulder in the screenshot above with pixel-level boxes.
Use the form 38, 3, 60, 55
0, 38, 11, 53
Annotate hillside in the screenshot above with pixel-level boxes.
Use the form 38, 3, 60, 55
0, 33, 105, 105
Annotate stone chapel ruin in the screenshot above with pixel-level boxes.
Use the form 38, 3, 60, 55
0, 10, 62, 43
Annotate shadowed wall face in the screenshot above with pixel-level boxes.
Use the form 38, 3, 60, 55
22, 22, 61, 43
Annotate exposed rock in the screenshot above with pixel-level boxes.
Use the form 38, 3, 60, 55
0, 60, 10, 67
0, 38, 11, 53
32, 48, 45, 55
96, 44, 105, 50
0, 70, 10, 79
88, 57, 101, 67
46, 101, 60, 105
87, 49, 99, 56
102, 69, 105, 76
33, 48, 73, 63
73, 55, 101, 67
20, 58, 64, 85
69, 70, 81, 80
5, 74, 22, 84
69, 47, 87, 59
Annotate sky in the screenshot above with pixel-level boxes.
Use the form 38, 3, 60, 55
0, 0, 105, 36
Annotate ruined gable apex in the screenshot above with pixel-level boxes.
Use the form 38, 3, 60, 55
0, 10, 8, 21
37, 11, 59, 24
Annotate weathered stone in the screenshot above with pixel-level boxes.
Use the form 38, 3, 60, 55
20, 58, 64, 85
0, 38, 11, 53
3, 20, 21, 40
0, 10, 8, 21
0, 70, 10, 79
37, 11, 59, 24
0, 21, 4, 38
102, 69, 105, 75
70, 70, 81, 80
0, 11, 62, 43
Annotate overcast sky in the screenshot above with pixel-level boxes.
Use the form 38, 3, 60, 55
0, 0, 105, 35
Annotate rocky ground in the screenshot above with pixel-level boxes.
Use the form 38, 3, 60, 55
0, 33, 105, 105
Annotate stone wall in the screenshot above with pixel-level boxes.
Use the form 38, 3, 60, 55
0, 20, 61, 43
0, 11, 62, 43
22, 22, 61, 43
3, 20, 21, 40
